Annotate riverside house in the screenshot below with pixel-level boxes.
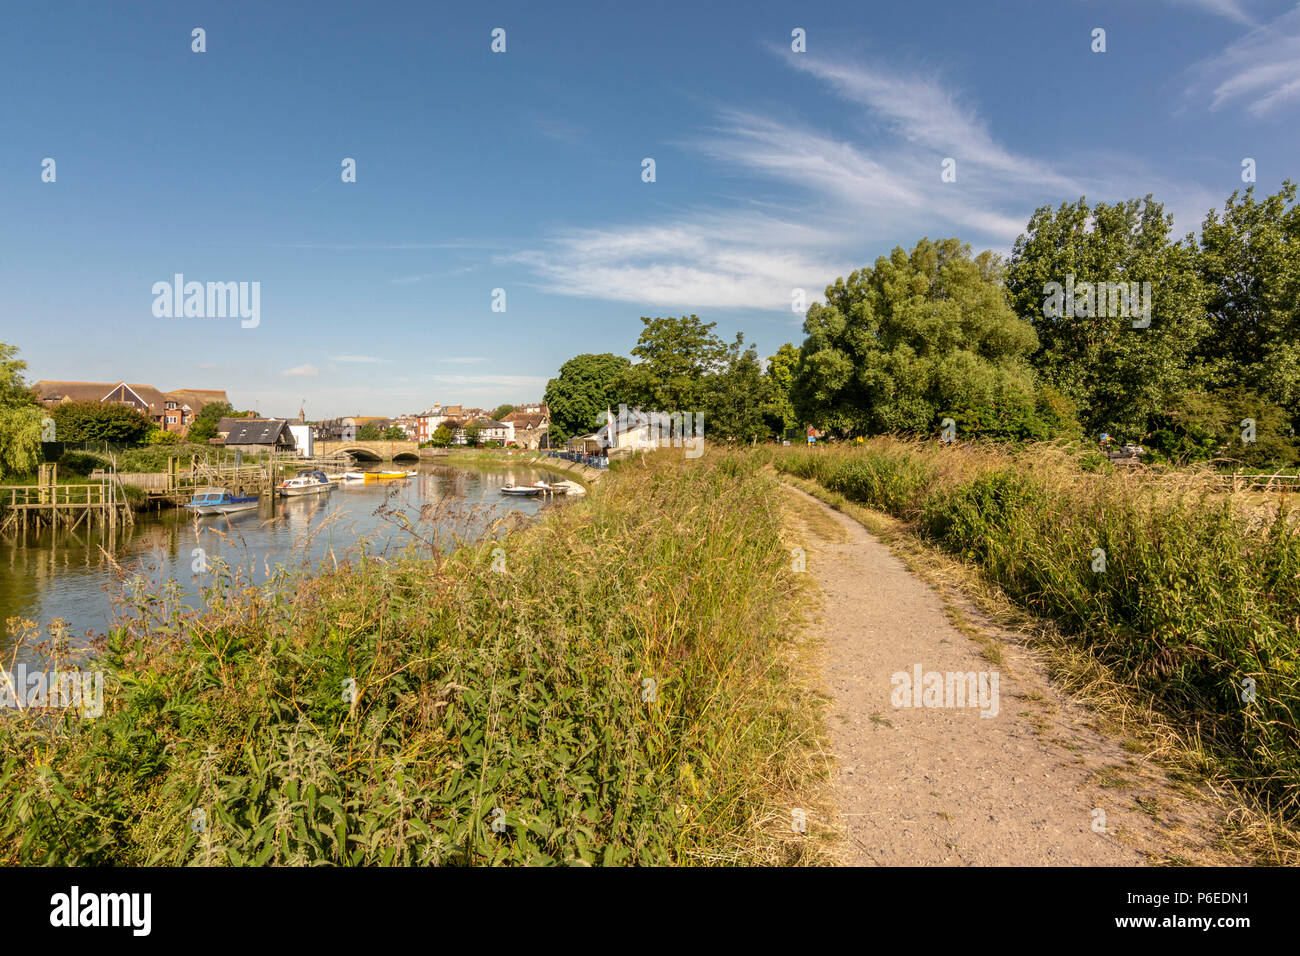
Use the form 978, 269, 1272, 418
501, 406, 550, 449
219, 419, 298, 455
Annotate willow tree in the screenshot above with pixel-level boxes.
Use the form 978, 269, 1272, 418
0, 343, 43, 478
793, 238, 1073, 440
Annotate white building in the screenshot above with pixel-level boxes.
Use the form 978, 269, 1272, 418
287, 423, 315, 458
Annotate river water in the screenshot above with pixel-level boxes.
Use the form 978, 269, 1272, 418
0, 463, 563, 661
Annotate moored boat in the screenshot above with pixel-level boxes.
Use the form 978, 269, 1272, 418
278, 469, 337, 497
500, 485, 545, 496
362, 471, 415, 483
185, 488, 259, 515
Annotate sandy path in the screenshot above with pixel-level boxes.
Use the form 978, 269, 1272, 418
785, 484, 1230, 866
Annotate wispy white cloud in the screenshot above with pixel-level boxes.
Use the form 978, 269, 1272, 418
429, 374, 550, 388
511, 211, 854, 310
532, 114, 587, 145
516, 52, 1218, 311
282, 364, 319, 377
779, 59, 1079, 195
259, 241, 490, 251
1189, 5, 1300, 116
1166, 0, 1258, 26
330, 355, 390, 363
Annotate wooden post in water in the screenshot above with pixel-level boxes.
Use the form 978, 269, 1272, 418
38, 463, 55, 506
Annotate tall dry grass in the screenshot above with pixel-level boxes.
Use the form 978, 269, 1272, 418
0, 450, 826, 865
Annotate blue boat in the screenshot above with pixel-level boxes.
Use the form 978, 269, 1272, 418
185, 487, 260, 515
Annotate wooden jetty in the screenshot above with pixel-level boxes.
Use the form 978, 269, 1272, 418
0, 463, 133, 534
1, 452, 361, 535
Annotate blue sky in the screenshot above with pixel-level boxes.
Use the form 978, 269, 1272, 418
2, 0, 1298, 417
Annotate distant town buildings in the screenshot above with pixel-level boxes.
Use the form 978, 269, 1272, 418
414, 402, 547, 447
501, 407, 550, 449
311, 418, 356, 442
29, 380, 550, 452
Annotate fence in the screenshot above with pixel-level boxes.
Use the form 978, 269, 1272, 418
545, 450, 609, 470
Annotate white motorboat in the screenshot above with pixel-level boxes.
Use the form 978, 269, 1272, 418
279, 469, 337, 497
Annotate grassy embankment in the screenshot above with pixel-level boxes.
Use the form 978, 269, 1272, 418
0, 450, 828, 865
773, 439, 1300, 826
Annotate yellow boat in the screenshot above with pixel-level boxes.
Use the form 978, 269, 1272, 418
363, 471, 414, 483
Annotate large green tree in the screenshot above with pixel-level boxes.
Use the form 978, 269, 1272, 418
186, 401, 234, 444
544, 352, 631, 444
764, 343, 801, 437
614, 315, 730, 413
0, 343, 42, 477
705, 334, 772, 444
1196, 181, 1300, 416
794, 238, 1072, 440
1005, 196, 1208, 439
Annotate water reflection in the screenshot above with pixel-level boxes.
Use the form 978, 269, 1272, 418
0, 464, 562, 658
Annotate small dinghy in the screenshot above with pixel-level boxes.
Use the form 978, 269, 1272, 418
500, 480, 571, 497
500, 485, 545, 496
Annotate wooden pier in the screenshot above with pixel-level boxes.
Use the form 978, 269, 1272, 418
0, 464, 133, 535
1, 453, 362, 536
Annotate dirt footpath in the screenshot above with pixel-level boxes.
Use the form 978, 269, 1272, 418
784, 484, 1233, 866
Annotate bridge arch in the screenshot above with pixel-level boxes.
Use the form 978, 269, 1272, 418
335, 445, 383, 461
317, 439, 420, 462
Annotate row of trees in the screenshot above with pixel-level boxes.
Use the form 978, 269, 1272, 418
544, 319, 786, 445
545, 182, 1300, 466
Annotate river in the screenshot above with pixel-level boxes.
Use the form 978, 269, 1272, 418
0, 462, 565, 662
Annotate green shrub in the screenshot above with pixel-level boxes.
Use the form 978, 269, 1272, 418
56, 450, 111, 477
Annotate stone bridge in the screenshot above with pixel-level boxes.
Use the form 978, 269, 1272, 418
316, 440, 446, 462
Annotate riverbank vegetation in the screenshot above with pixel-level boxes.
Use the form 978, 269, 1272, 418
0, 450, 827, 865
773, 439, 1300, 821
